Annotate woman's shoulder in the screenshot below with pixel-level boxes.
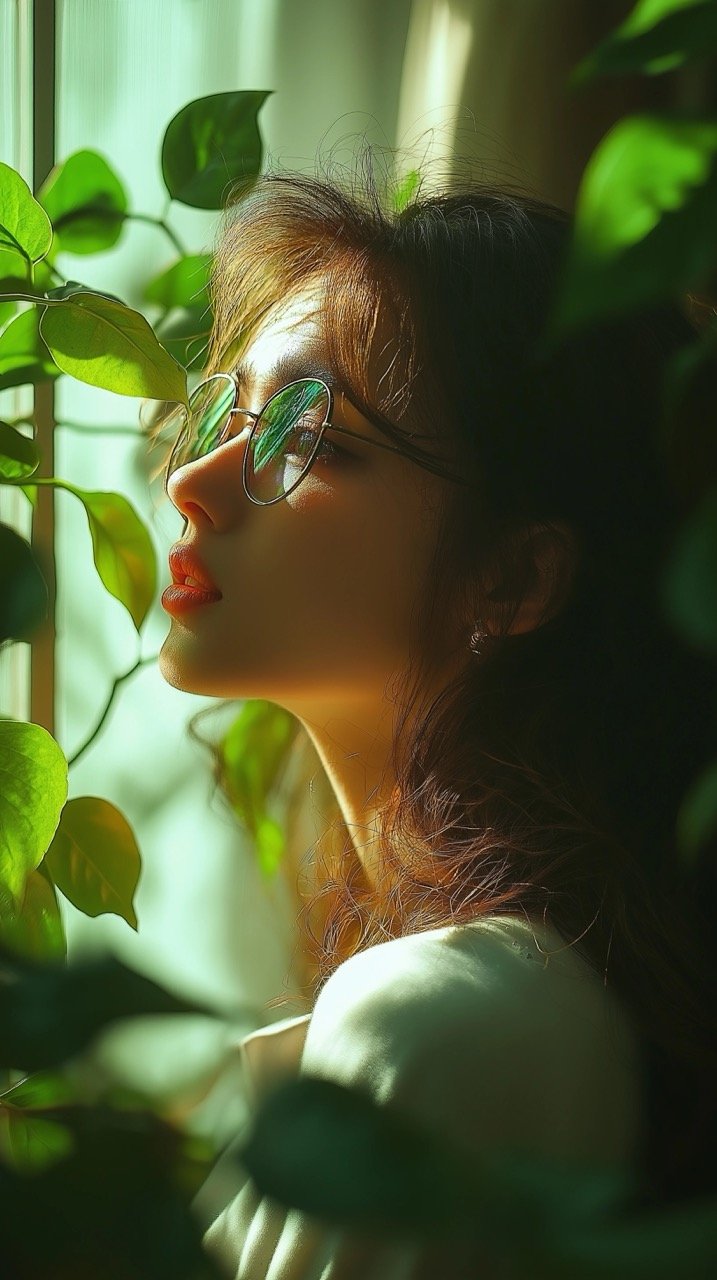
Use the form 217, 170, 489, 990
301, 914, 644, 1168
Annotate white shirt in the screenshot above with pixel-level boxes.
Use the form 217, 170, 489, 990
201, 913, 643, 1279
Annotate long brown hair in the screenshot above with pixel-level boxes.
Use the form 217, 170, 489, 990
153, 144, 717, 1209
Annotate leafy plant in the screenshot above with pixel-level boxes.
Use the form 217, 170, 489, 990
0, 88, 271, 961
0, 943, 231, 1279
0, 84, 276, 1278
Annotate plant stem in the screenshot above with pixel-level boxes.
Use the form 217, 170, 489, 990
125, 211, 187, 257
67, 652, 158, 768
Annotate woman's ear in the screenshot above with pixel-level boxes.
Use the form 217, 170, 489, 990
483, 520, 580, 636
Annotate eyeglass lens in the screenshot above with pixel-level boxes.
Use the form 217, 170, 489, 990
167, 376, 331, 502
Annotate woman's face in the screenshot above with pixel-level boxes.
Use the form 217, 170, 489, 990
159, 282, 454, 723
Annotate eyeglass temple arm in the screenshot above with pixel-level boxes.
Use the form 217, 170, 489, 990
227, 408, 469, 488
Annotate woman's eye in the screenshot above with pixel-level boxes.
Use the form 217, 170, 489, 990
286, 427, 350, 465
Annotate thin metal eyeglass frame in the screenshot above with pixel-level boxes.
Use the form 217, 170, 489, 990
174, 370, 470, 506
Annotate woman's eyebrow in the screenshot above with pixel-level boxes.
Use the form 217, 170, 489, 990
231, 347, 400, 441
233, 350, 346, 399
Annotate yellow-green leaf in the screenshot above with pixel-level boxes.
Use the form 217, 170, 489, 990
220, 700, 298, 878
0, 307, 61, 391
39, 291, 188, 402
70, 484, 156, 631
571, 0, 717, 84
0, 162, 53, 263
0, 867, 66, 961
0, 1107, 74, 1172
544, 113, 717, 344
43, 795, 141, 929
0, 720, 68, 902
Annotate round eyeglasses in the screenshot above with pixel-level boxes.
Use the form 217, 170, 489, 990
162, 370, 469, 505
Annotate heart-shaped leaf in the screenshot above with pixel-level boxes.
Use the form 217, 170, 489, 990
62, 483, 156, 631
43, 795, 141, 929
144, 254, 213, 312
39, 292, 188, 402
0, 523, 48, 645
0, 307, 61, 391
0, 867, 66, 962
0, 719, 68, 903
0, 163, 53, 263
544, 113, 717, 345
36, 149, 128, 255
161, 90, 271, 209
571, 0, 717, 84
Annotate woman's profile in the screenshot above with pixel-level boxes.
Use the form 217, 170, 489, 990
150, 144, 717, 1279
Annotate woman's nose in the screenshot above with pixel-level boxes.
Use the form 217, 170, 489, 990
166, 422, 253, 525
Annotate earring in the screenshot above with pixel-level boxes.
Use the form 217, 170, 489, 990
468, 623, 488, 656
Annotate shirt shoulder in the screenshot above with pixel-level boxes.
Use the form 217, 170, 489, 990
300, 915, 643, 1169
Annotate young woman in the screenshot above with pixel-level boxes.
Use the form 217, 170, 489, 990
153, 150, 717, 1278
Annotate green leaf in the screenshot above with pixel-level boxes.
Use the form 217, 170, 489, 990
0, 246, 31, 285
39, 291, 188, 402
675, 756, 717, 866
0, 420, 40, 480
0, 1106, 74, 1172
69, 484, 156, 631
241, 1075, 475, 1235
255, 815, 285, 878
43, 795, 141, 930
571, 0, 717, 84
0, 868, 67, 962
391, 168, 421, 213
161, 89, 272, 209
0, 299, 17, 329
219, 701, 299, 878
144, 253, 213, 312
0, 307, 61, 391
0, 1068, 76, 1110
36, 148, 128, 255
543, 114, 717, 346
44, 279, 126, 305
660, 481, 717, 652
0, 522, 48, 645
0, 953, 216, 1072
0, 162, 53, 263
242, 1075, 633, 1248
19, 483, 38, 511
0, 719, 68, 903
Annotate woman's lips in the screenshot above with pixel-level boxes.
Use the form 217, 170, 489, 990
167, 543, 222, 594
161, 582, 222, 615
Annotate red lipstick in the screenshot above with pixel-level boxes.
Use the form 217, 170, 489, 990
162, 544, 222, 615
